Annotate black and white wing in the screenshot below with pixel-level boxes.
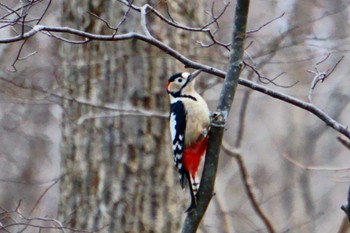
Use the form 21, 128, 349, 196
169, 100, 187, 188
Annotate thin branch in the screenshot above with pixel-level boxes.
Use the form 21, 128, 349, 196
283, 154, 350, 171
120, 0, 231, 50
247, 12, 285, 34
235, 72, 254, 148
327, 55, 344, 75
222, 141, 276, 233
182, 0, 249, 231
140, 5, 152, 37
48, 32, 91, 44
315, 53, 331, 66
77, 110, 167, 125
88, 11, 114, 29
9, 40, 28, 72
0, 3, 21, 19
213, 197, 235, 233
337, 136, 350, 150
241, 79, 350, 139
0, 10, 349, 141
36, 0, 52, 25
87, 0, 133, 36
28, 176, 62, 217
4, 0, 50, 71
0, 0, 43, 20
308, 55, 344, 102
0, 76, 167, 123
114, 0, 133, 34
244, 62, 298, 88
0, 196, 108, 233
163, 1, 175, 23
201, 1, 231, 30
18, 50, 37, 60
119, 0, 230, 32
1, 221, 108, 233
18, 175, 62, 233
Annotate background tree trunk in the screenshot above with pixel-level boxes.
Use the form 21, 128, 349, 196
58, 1, 208, 232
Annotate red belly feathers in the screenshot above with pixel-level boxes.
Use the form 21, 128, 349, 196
182, 136, 209, 179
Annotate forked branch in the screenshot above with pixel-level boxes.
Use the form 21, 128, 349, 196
181, 0, 250, 231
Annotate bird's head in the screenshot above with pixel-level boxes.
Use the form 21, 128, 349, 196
166, 70, 201, 96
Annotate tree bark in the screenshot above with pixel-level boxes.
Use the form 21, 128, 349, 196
59, 1, 207, 232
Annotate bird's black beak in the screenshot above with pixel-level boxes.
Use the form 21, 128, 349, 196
188, 70, 202, 82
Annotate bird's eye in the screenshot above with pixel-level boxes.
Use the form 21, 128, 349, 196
177, 78, 183, 83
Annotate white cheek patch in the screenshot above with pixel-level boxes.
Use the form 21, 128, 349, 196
182, 72, 190, 79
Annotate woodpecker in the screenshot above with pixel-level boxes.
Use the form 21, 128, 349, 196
166, 70, 210, 212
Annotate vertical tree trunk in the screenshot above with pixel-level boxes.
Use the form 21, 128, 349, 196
59, 1, 208, 232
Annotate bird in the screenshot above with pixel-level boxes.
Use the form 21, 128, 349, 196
166, 70, 210, 212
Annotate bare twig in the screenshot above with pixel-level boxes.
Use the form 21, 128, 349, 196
48, 32, 91, 44
247, 12, 285, 34
235, 72, 254, 148
222, 141, 276, 233
283, 154, 350, 171
119, 0, 230, 32
36, 0, 52, 25
213, 197, 235, 233
120, 0, 231, 50
4, 0, 51, 71
244, 61, 298, 88
88, 0, 133, 36
0, 196, 109, 233
114, 0, 133, 34
77, 110, 167, 125
1, 23, 349, 140
0, 1, 44, 20
315, 53, 331, 66
337, 136, 350, 150
308, 55, 344, 102
18, 50, 37, 60
0, 3, 21, 19
9, 40, 28, 72
0, 2, 349, 142
0, 76, 167, 123
28, 176, 63, 217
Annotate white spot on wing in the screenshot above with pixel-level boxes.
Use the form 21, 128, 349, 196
173, 142, 182, 151
169, 113, 176, 142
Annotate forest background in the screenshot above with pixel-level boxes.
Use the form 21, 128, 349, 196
1, 0, 350, 232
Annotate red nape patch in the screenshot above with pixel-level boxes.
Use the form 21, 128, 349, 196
183, 137, 209, 179
166, 82, 171, 91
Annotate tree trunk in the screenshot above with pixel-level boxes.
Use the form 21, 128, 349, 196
58, 1, 207, 232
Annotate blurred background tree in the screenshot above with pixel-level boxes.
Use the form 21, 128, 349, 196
58, 0, 210, 232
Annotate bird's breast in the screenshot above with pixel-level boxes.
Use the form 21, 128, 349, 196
184, 97, 210, 146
